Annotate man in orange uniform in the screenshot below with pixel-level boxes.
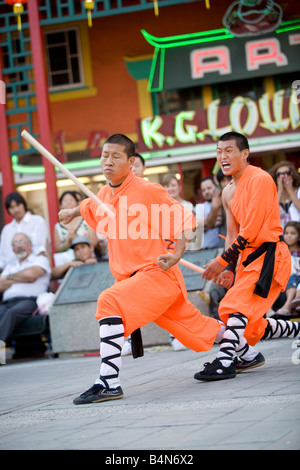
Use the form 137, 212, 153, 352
59, 134, 221, 404
195, 132, 300, 381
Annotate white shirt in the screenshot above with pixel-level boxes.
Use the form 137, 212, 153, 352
280, 187, 300, 228
195, 201, 220, 249
0, 212, 49, 270
1, 253, 51, 301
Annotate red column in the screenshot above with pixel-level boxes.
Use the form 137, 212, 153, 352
201, 158, 214, 178
176, 162, 184, 197
0, 47, 15, 224
27, 0, 59, 258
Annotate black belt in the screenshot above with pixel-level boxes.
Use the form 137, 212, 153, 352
242, 235, 284, 298
129, 270, 144, 359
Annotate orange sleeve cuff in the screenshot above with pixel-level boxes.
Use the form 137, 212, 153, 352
79, 198, 98, 232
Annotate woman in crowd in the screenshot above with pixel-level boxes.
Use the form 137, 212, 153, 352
53, 191, 98, 265
161, 173, 194, 214
271, 221, 300, 319
268, 161, 300, 228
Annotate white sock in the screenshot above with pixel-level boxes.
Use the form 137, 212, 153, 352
236, 336, 257, 361
215, 321, 226, 344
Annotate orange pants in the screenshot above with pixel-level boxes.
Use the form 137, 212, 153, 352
96, 265, 220, 353
219, 243, 290, 346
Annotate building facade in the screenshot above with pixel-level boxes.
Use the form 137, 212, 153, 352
0, 0, 299, 243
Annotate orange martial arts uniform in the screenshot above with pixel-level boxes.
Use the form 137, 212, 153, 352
216, 165, 291, 346
80, 170, 220, 352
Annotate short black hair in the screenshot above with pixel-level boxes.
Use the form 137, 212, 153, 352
103, 134, 135, 159
134, 152, 145, 166
218, 132, 249, 152
59, 191, 81, 205
200, 176, 215, 185
5, 192, 27, 212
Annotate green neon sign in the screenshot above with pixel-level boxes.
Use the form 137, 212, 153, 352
138, 91, 300, 153
11, 154, 100, 174
142, 19, 300, 93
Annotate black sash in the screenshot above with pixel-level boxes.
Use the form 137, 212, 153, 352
242, 236, 284, 299
129, 271, 144, 359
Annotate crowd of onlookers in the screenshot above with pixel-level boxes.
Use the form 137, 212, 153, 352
0, 156, 299, 357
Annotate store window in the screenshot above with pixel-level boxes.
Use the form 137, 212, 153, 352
154, 77, 266, 115
45, 28, 83, 90
212, 77, 265, 106
155, 87, 204, 115
274, 72, 299, 97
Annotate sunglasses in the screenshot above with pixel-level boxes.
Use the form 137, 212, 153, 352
275, 170, 291, 178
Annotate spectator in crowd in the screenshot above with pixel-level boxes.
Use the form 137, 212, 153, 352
216, 167, 232, 189
290, 286, 300, 314
195, 177, 224, 250
270, 221, 300, 319
53, 191, 98, 266
161, 173, 194, 214
268, 161, 300, 228
51, 236, 98, 280
0, 192, 49, 272
0, 233, 51, 343
162, 173, 196, 251
198, 170, 231, 318
132, 153, 146, 178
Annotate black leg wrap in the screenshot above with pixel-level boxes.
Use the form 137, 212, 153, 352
131, 328, 144, 359
262, 322, 271, 340
99, 317, 123, 326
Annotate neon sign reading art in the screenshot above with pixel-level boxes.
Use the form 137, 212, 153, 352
138, 91, 300, 152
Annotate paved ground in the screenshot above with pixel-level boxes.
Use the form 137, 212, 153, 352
0, 337, 300, 451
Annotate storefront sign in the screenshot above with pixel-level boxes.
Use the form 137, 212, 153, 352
137, 91, 300, 152
142, 20, 300, 92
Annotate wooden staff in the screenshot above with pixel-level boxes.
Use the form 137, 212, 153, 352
21, 129, 115, 219
21, 129, 205, 275
178, 257, 204, 274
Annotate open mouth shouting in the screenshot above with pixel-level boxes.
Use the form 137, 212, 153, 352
221, 162, 231, 174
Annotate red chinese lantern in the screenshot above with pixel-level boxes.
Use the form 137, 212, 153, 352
82, 0, 94, 27
4, 0, 28, 31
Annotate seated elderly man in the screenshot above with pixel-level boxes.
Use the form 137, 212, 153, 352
0, 233, 51, 343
